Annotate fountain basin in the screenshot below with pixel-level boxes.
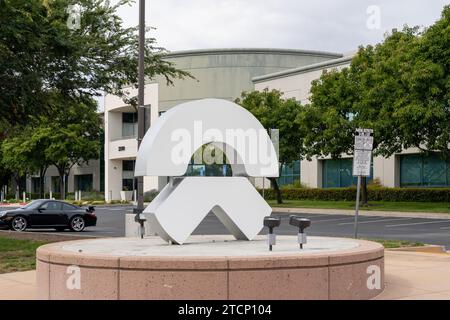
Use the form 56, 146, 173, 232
36, 235, 384, 300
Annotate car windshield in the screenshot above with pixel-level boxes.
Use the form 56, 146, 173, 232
21, 200, 46, 210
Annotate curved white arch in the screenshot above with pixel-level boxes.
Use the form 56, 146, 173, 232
135, 98, 278, 177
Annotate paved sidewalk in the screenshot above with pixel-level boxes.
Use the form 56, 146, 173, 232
272, 207, 450, 220
0, 270, 36, 300
375, 251, 450, 300
1, 251, 449, 300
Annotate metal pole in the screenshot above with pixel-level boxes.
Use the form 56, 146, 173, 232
134, 0, 147, 239
354, 175, 361, 238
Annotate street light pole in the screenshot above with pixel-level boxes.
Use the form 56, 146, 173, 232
134, 0, 147, 238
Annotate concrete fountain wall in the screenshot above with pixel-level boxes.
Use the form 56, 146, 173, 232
36, 235, 384, 300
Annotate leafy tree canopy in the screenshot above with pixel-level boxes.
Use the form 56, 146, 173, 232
0, 0, 190, 129
299, 5, 449, 159
236, 89, 305, 203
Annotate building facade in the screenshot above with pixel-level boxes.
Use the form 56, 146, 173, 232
253, 54, 450, 188
104, 48, 344, 200
26, 47, 449, 200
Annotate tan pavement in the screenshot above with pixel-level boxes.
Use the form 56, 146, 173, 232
0, 250, 449, 300
0, 270, 36, 300
375, 251, 450, 300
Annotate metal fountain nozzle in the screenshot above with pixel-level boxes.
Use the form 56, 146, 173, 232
264, 216, 281, 251
134, 208, 147, 239
289, 215, 311, 249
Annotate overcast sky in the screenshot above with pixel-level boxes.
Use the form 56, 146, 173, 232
115, 0, 448, 54
96, 1, 446, 110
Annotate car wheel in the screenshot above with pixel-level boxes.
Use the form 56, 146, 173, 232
69, 216, 85, 232
11, 216, 27, 232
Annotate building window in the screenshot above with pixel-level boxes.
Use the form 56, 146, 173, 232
278, 160, 301, 186
400, 154, 450, 187
75, 174, 93, 191
122, 160, 136, 191
322, 158, 373, 188
51, 176, 60, 193
184, 146, 232, 177
122, 112, 137, 138
31, 177, 40, 194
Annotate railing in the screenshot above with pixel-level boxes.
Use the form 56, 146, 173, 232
110, 135, 137, 142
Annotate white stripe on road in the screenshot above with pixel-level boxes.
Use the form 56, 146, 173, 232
386, 220, 450, 228
338, 217, 412, 226
310, 217, 354, 223
440, 226, 450, 230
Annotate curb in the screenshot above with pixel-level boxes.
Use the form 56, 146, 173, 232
271, 206, 450, 220
0, 230, 101, 243
387, 245, 448, 254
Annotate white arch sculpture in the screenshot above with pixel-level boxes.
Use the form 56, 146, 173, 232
135, 98, 278, 177
135, 98, 278, 244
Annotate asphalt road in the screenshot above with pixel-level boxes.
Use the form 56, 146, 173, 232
1, 205, 449, 249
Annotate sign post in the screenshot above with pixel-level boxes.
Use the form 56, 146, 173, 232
352, 128, 373, 238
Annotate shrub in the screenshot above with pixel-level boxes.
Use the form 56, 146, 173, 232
260, 187, 450, 202
144, 189, 159, 202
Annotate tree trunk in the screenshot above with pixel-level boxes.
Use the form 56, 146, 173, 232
56, 166, 66, 200
56, 163, 74, 200
268, 177, 283, 204
13, 173, 20, 200
361, 176, 368, 206
39, 167, 47, 199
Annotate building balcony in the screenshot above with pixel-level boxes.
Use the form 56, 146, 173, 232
109, 137, 138, 160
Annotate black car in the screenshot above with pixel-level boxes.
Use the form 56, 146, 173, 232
0, 199, 97, 232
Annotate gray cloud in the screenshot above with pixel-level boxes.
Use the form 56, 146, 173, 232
115, 0, 448, 53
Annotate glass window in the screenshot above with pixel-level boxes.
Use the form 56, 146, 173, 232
185, 145, 232, 177
51, 176, 60, 193
340, 158, 353, 187
63, 203, 76, 210
323, 159, 340, 188
122, 179, 134, 191
74, 174, 93, 192
122, 160, 135, 171
31, 177, 40, 194
423, 155, 446, 186
122, 112, 137, 138
400, 154, 449, 187
22, 199, 46, 210
41, 201, 62, 210
122, 160, 136, 191
323, 158, 373, 188
278, 160, 301, 186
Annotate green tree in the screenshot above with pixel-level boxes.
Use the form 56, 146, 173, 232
33, 95, 102, 200
1, 126, 51, 199
236, 89, 305, 204
299, 6, 450, 204
0, 0, 190, 129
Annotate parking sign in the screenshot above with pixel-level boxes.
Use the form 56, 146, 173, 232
352, 149, 371, 176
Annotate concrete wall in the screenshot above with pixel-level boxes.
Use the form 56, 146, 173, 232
254, 56, 352, 104
28, 160, 101, 194
156, 48, 342, 111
